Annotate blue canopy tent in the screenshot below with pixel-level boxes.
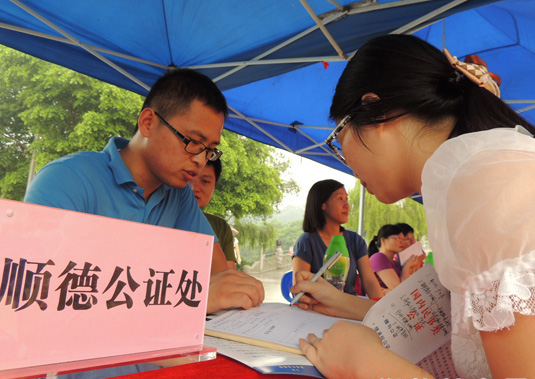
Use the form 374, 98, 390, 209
1, 0, 533, 211
1, 0, 517, 171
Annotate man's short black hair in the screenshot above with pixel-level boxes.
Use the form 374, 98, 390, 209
206, 158, 222, 183
396, 222, 414, 236
135, 68, 228, 134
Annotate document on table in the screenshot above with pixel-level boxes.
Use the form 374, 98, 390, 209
204, 335, 323, 377
205, 303, 361, 354
205, 265, 457, 378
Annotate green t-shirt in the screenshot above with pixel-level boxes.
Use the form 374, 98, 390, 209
204, 212, 235, 261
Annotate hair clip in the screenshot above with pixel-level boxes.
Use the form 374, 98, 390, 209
448, 71, 463, 84
444, 48, 501, 98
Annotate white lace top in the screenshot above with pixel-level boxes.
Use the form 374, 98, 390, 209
421, 126, 535, 379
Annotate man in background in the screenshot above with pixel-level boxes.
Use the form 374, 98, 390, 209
190, 158, 237, 269
396, 222, 416, 247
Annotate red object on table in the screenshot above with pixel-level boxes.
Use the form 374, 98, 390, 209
120, 355, 319, 379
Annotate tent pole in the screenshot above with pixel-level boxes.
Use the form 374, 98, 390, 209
390, 0, 468, 35
358, 183, 366, 236
299, 0, 347, 59
10, 0, 150, 92
213, 11, 345, 83
227, 105, 293, 151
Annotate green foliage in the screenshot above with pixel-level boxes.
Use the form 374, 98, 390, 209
232, 218, 302, 264
0, 45, 143, 200
272, 219, 302, 251
346, 183, 427, 243
204, 132, 298, 220
0, 47, 35, 200
233, 218, 277, 251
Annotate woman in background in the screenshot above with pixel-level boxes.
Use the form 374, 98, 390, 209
368, 224, 422, 291
292, 179, 383, 299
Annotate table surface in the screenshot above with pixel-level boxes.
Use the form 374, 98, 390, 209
121, 355, 319, 379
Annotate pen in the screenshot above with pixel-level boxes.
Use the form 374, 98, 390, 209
289, 250, 343, 306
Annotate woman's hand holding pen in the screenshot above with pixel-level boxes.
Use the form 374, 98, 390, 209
290, 271, 333, 312
290, 271, 374, 320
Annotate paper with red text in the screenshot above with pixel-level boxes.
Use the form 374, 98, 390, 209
362, 264, 457, 376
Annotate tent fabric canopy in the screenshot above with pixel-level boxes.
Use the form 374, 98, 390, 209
1, 0, 532, 180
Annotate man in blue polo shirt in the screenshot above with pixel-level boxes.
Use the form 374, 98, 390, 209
24, 68, 264, 314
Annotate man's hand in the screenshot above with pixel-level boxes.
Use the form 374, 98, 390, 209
207, 269, 264, 314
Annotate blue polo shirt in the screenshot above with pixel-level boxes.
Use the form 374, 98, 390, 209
24, 137, 216, 240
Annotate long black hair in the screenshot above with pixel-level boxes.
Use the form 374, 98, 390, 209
368, 224, 403, 257
302, 179, 345, 233
330, 34, 535, 140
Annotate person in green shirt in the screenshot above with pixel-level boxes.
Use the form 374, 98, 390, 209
190, 158, 237, 269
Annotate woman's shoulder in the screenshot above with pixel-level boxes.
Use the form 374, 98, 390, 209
295, 231, 318, 243
369, 252, 389, 264
423, 126, 535, 192
343, 229, 366, 243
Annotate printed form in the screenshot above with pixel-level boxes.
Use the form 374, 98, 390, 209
205, 303, 360, 352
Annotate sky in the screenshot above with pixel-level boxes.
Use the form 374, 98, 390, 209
278, 149, 357, 208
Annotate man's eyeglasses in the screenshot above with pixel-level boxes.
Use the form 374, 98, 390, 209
154, 111, 223, 162
325, 115, 351, 165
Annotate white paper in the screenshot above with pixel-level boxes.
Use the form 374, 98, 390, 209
398, 241, 425, 265
205, 303, 360, 350
205, 266, 454, 379
204, 336, 323, 377
362, 264, 451, 364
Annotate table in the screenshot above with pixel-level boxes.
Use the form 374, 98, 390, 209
119, 355, 319, 379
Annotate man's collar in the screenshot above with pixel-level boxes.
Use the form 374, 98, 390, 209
105, 137, 136, 186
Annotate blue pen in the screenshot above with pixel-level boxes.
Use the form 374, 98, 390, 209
289, 250, 342, 306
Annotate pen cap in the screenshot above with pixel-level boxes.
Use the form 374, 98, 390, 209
325, 235, 349, 258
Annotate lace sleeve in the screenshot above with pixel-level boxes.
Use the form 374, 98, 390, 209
445, 148, 535, 331
466, 254, 535, 331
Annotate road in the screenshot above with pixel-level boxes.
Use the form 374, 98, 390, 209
250, 267, 290, 304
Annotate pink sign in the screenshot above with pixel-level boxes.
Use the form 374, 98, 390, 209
0, 199, 213, 376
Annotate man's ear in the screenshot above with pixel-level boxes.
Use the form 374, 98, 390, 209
361, 93, 380, 105
137, 108, 157, 137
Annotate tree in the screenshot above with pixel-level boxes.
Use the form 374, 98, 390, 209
274, 219, 302, 251
203, 131, 298, 220
346, 183, 427, 243
0, 47, 38, 200
0, 46, 143, 200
